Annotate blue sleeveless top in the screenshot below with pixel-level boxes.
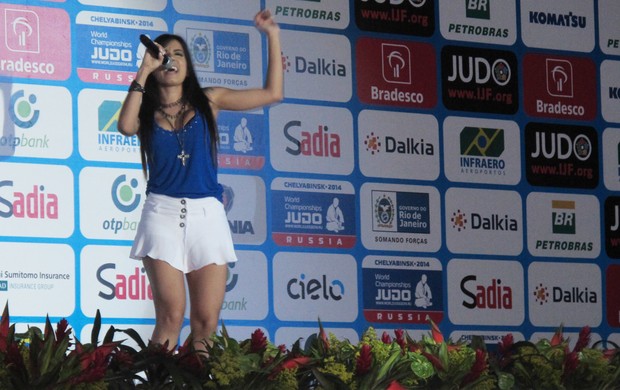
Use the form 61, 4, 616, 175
146, 112, 222, 200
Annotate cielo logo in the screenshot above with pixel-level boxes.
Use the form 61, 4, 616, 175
286, 273, 344, 301
9, 89, 39, 128
284, 120, 341, 157
0, 180, 58, 219
460, 274, 513, 309
97, 263, 152, 301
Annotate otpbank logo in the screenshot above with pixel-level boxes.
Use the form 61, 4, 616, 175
355, 0, 434, 37
523, 54, 596, 121
524, 122, 598, 189
526, 192, 600, 259
0, 163, 73, 238
356, 37, 436, 109
441, 45, 517, 114
0, 5, 70, 80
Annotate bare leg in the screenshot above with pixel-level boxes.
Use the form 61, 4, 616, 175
143, 257, 186, 349
186, 263, 228, 352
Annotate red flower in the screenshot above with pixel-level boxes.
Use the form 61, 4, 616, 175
498, 333, 514, 356
355, 344, 373, 375
250, 328, 268, 353
550, 327, 564, 347
382, 331, 392, 345
55, 318, 70, 346
429, 320, 444, 344
563, 351, 579, 378
386, 380, 407, 390
572, 326, 591, 353
394, 329, 406, 350
461, 349, 487, 386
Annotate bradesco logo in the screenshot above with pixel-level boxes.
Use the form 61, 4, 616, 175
441, 45, 517, 114
0, 5, 70, 80
523, 54, 596, 121
604, 197, 620, 259
355, 0, 434, 37
525, 122, 598, 189
356, 37, 436, 109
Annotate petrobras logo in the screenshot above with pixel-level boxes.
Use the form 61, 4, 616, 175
220, 251, 269, 321
0, 163, 73, 238
281, 30, 351, 102
360, 182, 441, 252
362, 255, 444, 324
219, 174, 267, 245
447, 259, 524, 325
525, 122, 598, 189
0, 242, 74, 317
529, 262, 601, 327
0, 83, 72, 159
271, 178, 356, 249
0, 4, 70, 80
78, 89, 141, 163
601, 60, 620, 124
441, 45, 518, 114
445, 187, 522, 256
358, 110, 439, 181
75, 11, 167, 85
354, 0, 434, 36
273, 252, 357, 322
269, 0, 349, 29
523, 54, 596, 121
599, 1, 620, 56
443, 117, 521, 185
520, 0, 594, 52
439, 0, 516, 45
79, 167, 145, 240
175, 20, 262, 90
356, 38, 436, 109
77, 0, 165, 11
526, 192, 600, 259
270, 104, 354, 175
81, 245, 155, 318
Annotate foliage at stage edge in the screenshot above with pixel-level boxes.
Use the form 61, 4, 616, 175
2, 305, 620, 390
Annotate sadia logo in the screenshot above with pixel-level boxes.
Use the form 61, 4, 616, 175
10, 89, 39, 128
0, 180, 57, 219
460, 275, 512, 309
111, 175, 141, 213
287, 273, 344, 301
441, 45, 518, 114
97, 263, 152, 301
551, 200, 575, 234
284, 120, 341, 157
465, 0, 490, 20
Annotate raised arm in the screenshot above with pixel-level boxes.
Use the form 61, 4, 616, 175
207, 9, 284, 115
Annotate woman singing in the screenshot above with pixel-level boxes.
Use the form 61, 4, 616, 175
117, 9, 283, 352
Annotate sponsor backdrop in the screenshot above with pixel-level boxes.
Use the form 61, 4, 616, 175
1, 0, 620, 348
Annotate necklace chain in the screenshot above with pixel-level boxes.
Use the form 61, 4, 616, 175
159, 97, 184, 109
158, 102, 191, 166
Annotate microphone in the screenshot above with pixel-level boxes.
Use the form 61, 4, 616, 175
139, 34, 173, 70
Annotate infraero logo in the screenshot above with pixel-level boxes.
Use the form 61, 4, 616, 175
9, 89, 39, 128
111, 175, 141, 213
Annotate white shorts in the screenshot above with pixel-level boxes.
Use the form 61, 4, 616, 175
130, 193, 237, 273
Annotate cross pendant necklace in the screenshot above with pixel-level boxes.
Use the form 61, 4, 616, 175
174, 130, 190, 166
177, 148, 190, 166
159, 102, 191, 167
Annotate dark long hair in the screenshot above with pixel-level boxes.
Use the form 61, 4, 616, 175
137, 34, 218, 177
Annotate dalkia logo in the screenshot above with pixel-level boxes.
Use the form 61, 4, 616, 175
283, 52, 347, 77
0, 181, 58, 219
286, 274, 344, 301
460, 275, 512, 309
284, 120, 341, 157
450, 209, 517, 231
364, 133, 434, 156
97, 263, 153, 301
533, 282, 597, 305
